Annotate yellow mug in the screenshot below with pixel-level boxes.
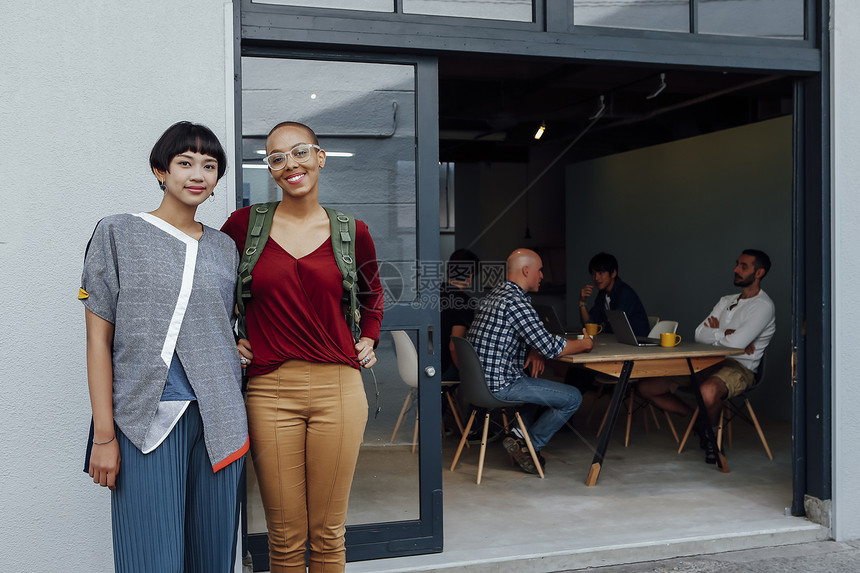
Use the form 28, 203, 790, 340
660, 332, 682, 347
585, 323, 603, 336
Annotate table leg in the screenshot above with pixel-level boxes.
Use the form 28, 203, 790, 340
686, 358, 730, 473
586, 360, 634, 486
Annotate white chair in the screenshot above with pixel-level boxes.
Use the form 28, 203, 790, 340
389, 330, 420, 453
595, 320, 681, 446
389, 331, 465, 453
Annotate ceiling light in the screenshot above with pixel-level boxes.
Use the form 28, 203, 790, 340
243, 164, 269, 169
325, 151, 354, 157
534, 123, 546, 140
255, 149, 266, 155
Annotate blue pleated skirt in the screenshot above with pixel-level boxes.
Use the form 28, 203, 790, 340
111, 402, 244, 573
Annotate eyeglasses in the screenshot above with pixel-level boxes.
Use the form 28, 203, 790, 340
262, 144, 321, 170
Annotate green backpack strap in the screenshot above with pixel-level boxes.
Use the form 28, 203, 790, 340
324, 206, 361, 342
235, 201, 279, 340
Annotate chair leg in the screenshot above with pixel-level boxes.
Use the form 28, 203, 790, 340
727, 407, 734, 448
678, 406, 699, 453
390, 391, 413, 443
585, 387, 602, 427
641, 397, 650, 435
716, 407, 725, 450
664, 410, 679, 443
745, 398, 774, 460
411, 411, 419, 454
450, 410, 476, 471
514, 412, 544, 479
649, 403, 662, 430
476, 413, 491, 484
625, 396, 633, 447
597, 401, 611, 438
444, 390, 468, 444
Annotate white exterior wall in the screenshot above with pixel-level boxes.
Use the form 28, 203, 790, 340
0, 2, 236, 570
831, 0, 860, 541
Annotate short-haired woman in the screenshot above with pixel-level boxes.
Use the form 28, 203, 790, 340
81, 121, 250, 572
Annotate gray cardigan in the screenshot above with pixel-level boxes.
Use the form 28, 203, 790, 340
81, 213, 248, 471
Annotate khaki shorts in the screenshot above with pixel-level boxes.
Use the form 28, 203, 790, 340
666, 358, 755, 399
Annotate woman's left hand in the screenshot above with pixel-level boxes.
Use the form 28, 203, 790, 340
237, 338, 253, 369
355, 337, 377, 369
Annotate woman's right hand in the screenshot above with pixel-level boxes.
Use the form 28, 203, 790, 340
89, 439, 121, 490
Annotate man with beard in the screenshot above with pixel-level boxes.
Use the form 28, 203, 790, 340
637, 249, 775, 463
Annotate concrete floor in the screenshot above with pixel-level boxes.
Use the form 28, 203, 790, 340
342, 405, 827, 573
244, 354, 827, 573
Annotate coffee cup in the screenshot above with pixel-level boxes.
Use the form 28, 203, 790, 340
585, 323, 603, 336
660, 332, 682, 347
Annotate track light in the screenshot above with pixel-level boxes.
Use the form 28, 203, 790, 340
534, 122, 546, 140
646, 73, 667, 100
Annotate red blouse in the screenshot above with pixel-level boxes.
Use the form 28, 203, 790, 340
221, 206, 384, 376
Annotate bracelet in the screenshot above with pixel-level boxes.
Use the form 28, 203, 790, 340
92, 436, 116, 446
579, 302, 587, 307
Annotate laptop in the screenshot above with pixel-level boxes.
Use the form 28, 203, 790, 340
533, 304, 580, 337
606, 309, 660, 347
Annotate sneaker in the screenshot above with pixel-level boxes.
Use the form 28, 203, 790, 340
704, 439, 723, 464
503, 436, 539, 474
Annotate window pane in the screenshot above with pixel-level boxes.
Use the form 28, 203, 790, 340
251, 0, 393, 11
403, 0, 533, 22
698, 0, 804, 39
573, 0, 690, 33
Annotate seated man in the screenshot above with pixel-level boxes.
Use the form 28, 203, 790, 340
579, 252, 650, 337
638, 249, 776, 463
467, 248, 594, 474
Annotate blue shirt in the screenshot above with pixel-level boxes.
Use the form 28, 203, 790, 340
466, 280, 566, 392
161, 352, 196, 401
588, 277, 650, 337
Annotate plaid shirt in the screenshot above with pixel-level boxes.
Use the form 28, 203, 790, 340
466, 280, 566, 392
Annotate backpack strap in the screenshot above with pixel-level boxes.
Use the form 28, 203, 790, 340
324, 207, 361, 342
235, 202, 279, 340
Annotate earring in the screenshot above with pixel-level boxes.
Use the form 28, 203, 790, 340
159, 178, 166, 192
209, 190, 216, 203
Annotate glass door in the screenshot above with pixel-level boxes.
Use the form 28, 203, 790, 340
239, 53, 442, 568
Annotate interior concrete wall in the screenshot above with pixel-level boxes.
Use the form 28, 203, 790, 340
831, 0, 860, 542
0, 2, 236, 571
564, 116, 793, 421
454, 153, 568, 284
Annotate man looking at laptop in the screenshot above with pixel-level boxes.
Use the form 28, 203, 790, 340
579, 252, 650, 337
467, 249, 594, 474
637, 249, 776, 463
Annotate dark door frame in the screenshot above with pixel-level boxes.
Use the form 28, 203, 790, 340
234, 0, 833, 559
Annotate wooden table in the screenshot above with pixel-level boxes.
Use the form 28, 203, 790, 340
553, 337, 744, 486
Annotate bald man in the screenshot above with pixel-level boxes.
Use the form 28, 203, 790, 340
466, 249, 593, 474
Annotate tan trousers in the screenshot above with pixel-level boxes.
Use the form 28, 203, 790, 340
247, 360, 367, 573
